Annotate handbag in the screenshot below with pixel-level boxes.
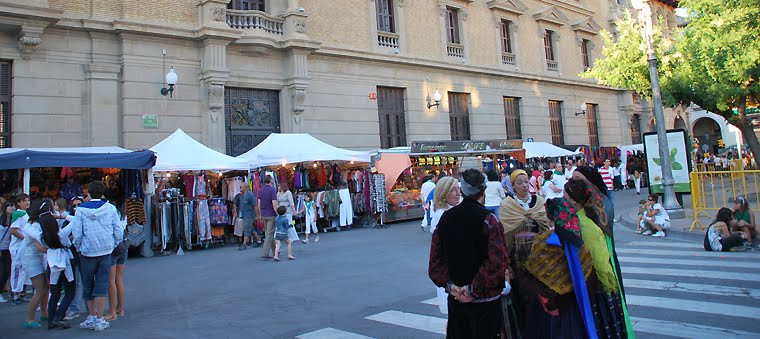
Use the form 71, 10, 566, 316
234, 218, 245, 237
256, 219, 264, 232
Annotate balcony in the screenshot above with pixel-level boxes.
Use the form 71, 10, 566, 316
447, 43, 464, 58
501, 52, 516, 66
377, 31, 399, 49
226, 9, 284, 35
547, 60, 559, 72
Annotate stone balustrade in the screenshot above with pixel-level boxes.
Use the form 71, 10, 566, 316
226, 9, 284, 35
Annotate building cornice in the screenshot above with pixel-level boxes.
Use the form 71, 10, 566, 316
535, 0, 594, 16
312, 46, 622, 92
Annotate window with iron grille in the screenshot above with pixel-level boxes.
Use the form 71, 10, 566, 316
227, 0, 265, 11
631, 114, 642, 144
581, 39, 591, 70
544, 30, 555, 61
500, 20, 512, 54
586, 103, 599, 147
376, 0, 395, 33
449, 92, 470, 141
446, 7, 461, 44
0, 61, 10, 148
503, 97, 521, 140
549, 100, 564, 145
377, 87, 406, 148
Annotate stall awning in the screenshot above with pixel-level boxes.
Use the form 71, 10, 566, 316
237, 133, 371, 168
0, 147, 156, 170
523, 142, 582, 158
150, 129, 251, 172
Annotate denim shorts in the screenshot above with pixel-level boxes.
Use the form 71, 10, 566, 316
80, 254, 112, 300
111, 242, 128, 266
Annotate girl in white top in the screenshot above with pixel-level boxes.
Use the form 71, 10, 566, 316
428, 176, 461, 315
484, 170, 506, 216
540, 171, 563, 200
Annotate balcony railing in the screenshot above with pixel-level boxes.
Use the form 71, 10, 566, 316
502, 52, 516, 66
547, 60, 559, 72
226, 9, 284, 35
377, 31, 399, 49
447, 43, 464, 58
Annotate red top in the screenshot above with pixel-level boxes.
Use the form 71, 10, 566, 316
598, 166, 614, 191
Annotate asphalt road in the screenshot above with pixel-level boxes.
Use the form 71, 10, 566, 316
1, 188, 758, 338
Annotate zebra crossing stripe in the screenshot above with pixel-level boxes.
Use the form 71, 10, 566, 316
618, 256, 758, 269
421, 297, 439, 305
365, 310, 446, 334
624, 278, 760, 299
626, 295, 760, 319
630, 316, 760, 338
622, 266, 760, 281
616, 247, 760, 259
625, 241, 704, 249
296, 327, 374, 339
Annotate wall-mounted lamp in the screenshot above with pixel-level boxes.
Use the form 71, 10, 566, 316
160, 67, 178, 98
426, 90, 442, 109
575, 103, 587, 116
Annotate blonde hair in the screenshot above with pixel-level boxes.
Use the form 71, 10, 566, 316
433, 176, 457, 211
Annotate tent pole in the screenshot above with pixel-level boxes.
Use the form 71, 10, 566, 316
23, 168, 30, 194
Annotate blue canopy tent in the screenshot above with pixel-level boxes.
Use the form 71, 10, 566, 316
0, 148, 156, 170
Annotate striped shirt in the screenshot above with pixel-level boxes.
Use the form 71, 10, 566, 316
598, 166, 614, 191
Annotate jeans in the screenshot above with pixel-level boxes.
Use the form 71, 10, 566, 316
69, 266, 85, 312
261, 216, 276, 257
48, 276, 76, 322
484, 206, 499, 217
607, 189, 615, 211
80, 254, 112, 300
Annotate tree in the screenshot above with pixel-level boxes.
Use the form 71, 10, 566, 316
582, 1, 760, 162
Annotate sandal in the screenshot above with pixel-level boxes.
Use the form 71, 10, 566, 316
104, 314, 117, 321
273, 257, 280, 262
288, 256, 295, 261
116, 311, 125, 316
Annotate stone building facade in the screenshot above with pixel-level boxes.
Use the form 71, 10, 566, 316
0, 0, 678, 154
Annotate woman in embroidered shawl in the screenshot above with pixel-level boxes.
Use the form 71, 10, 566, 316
497, 169, 552, 336
565, 178, 634, 339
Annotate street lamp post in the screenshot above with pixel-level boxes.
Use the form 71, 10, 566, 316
632, 0, 685, 218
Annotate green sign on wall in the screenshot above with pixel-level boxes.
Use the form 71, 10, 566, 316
142, 114, 158, 129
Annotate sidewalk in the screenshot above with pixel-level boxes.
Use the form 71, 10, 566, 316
616, 189, 706, 242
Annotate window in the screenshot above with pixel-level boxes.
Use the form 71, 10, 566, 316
445, 7, 461, 44
0, 61, 9, 148
544, 30, 555, 61
631, 114, 642, 144
503, 97, 521, 140
500, 20, 512, 54
377, 87, 407, 148
227, 0, 265, 11
449, 92, 470, 141
581, 39, 591, 71
586, 103, 599, 147
549, 100, 564, 145
376, 0, 395, 33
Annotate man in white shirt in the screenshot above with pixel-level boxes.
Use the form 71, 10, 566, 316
420, 174, 437, 231
564, 160, 576, 180
552, 161, 567, 194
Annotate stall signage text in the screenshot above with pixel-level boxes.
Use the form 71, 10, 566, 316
411, 139, 523, 153
142, 114, 159, 129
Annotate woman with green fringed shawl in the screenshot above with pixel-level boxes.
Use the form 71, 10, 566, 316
565, 177, 634, 339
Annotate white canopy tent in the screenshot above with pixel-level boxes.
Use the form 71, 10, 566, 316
523, 142, 581, 159
237, 133, 371, 168
150, 129, 251, 172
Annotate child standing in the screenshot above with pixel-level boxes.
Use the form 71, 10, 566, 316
635, 199, 647, 233
297, 194, 319, 244
273, 206, 295, 261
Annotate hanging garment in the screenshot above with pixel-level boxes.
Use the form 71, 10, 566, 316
126, 224, 145, 247
208, 198, 229, 225
316, 191, 326, 218
183, 174, 196, 199
338, 188, 353, 226
324, 190, 341, 218
195, 173, 208, 197
126, 199, 147, 225
197, 199, 211, 241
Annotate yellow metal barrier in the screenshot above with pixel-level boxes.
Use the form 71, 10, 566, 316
689, 167, 760, 231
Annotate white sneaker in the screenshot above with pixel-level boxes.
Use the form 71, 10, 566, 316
315, 236, 319, 242
80, 317, 98, 330
302, 238, 309, 244
652, 231, 666, 238
64, 310, 80, 320
642, 230, 652, 236
0, 293, 7, 303
94, 318, 110, 332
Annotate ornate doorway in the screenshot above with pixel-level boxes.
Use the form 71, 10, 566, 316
224, 87, 281, 156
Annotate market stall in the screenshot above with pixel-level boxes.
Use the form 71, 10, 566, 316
149, 129, 252, 254
0, 146, 156, 255
375, 139, 525, 223
619, 143, 645, 186
237, 133, 374, 231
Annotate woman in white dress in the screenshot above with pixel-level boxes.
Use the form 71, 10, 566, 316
428, 176, 461, 314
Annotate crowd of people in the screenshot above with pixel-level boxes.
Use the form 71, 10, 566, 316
427, 164, 631, 338
0, 181, 127, 331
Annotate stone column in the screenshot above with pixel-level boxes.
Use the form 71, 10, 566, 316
283, 48, 311, 133
84, 63, 122, 146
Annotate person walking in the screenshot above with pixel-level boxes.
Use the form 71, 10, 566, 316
298, 194, 319, 244
17, 199, 53, 329
233, 183, 260, 250
258, 176, 279, 259
484, 170, 506, 216
40, 201, 76, 330
63, 197, 84, 321
420, 174, 437, 231
429, 169, 509, 338
62, 181, 123, 332
9, 194, 31, 305
272, 206, 295, 261
598, 159, 615, 207
105, 212, 128, 322
0, 201, 15, 303
277, 183, 298, 243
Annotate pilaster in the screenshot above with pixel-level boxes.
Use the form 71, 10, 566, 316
84, 63, 122, 147
200, 38, 231, 153
283, 47, 313, 132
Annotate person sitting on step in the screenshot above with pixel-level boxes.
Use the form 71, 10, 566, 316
730, 196, 757, 247
705, 207, 746, 252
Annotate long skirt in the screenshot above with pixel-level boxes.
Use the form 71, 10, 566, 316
591, 292, 627, 339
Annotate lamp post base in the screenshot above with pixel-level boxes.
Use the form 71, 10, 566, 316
665, 207, 686, 220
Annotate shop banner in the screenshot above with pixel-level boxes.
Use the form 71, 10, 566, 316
643, 129, 692, 194
411, 139, 523, 154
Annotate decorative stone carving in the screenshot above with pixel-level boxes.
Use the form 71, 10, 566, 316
18, 22, 48, 60
295, 20, 306, 33
208, 83, 225, 111
210, 7, 226, 21
291, 87, 306, 114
